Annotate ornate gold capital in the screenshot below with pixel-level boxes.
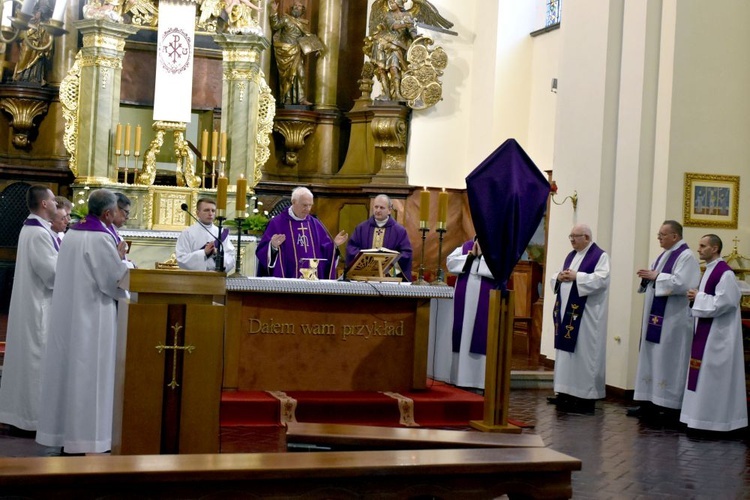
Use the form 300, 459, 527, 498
273, 119, 316, 167
82, 33, 127, 51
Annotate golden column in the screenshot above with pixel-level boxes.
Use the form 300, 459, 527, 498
309, 0, 342, 178
64, 19, 139, 183
213, 34, 274, 191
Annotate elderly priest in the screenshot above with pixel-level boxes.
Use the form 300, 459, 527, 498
256, 187, 348, 279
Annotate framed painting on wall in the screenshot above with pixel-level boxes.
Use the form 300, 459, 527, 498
683, 173, 740, 229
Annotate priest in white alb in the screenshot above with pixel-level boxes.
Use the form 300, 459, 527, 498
680, 234, 747, 432
36, 189, 130, 454
0, 186, 59, 432
547, 224, 610, 414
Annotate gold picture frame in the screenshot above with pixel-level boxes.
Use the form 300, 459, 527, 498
683, 173, 740, 229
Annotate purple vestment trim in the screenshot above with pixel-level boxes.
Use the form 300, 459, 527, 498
552, 243, 604, 353
645, 243, 690, 343
23, 217, 59, 252
70, 215, 118, 244
687, 260, 733, 391
451, 240, 498, 355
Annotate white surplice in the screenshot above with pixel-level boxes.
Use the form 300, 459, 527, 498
633, 241, 701, 409
0, 215, 58, 430
680, 260, 747, 431
446, 246, 494, 389
551, 243, 610, 399
176, 222, 236, 272
36, 222, 129, 453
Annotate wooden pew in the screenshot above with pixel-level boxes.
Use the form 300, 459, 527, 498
286, 422, 545, 450
0, 447, 581, 499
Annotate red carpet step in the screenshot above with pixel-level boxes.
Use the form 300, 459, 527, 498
221, 380, 484, 429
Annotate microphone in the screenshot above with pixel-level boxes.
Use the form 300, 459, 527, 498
180, 203, 225, 272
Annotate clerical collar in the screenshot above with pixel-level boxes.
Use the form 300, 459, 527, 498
704, 258, 721, 270
375, 217, 389, 228
288, 206, 307, 221
200, 221, 214, 229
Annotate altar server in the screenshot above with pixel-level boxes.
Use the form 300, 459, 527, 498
0, 186, 58, 431
256, 186, 347, 279
680, 234, 747, 432
36, 189, 130, 454
176, 197, 236, 272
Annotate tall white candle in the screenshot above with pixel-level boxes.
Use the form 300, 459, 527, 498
19, 0, 36, 16
51, 0, 68, 22
1, 0, 13, 28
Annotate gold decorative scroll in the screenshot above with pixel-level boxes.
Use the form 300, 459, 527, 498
59, 51, 82, 177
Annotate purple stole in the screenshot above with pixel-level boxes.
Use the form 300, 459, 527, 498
451, 240, 498, 355
23, 217, 60, 252
108, 224, 123, 244
553, 243, 604, 353
686, 260, 733, 391
70, 215, 118, 244
645, 242, 690, 343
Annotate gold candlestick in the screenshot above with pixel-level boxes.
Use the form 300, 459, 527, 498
412, 221, 430, 286
432, 222, 448, 286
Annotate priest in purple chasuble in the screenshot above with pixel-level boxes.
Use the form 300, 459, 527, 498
446, 238, 499, 389
36, 189, 130, 454
632, 220, 700, 416
345, 194, 413, 281
0, 186, 59, 431
548, 224, 610, 413
256, 187, 348, 279
680, 234, 747, 432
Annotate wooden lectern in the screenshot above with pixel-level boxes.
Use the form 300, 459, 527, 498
112, 269, 226, 455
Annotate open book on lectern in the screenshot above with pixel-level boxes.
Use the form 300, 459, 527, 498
345, 247, 403, 282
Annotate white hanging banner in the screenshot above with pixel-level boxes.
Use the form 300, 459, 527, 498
153, 0, 196, 123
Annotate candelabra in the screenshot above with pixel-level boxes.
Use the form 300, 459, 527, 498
412, 221, 430, 285
432, 221, 448, 286
215, 213, 226, 272
229, 216, 246, 278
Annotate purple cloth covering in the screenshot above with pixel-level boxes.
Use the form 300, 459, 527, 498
687, 260, 733, 391
552, 244, 604, 353
646, 242, 690, 343
70, 215, 118, 244
256, 210, 339, 279
23, 217, 59, 252
451, 239, 499, 355
466, 139, 549, 288
345, 216, 413, 281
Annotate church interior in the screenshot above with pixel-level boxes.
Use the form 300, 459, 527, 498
0, 0, 749, 497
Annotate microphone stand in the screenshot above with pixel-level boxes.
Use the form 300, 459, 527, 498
215, 211, 226, 273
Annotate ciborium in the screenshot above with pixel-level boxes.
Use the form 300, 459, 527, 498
300, 258, 326, 280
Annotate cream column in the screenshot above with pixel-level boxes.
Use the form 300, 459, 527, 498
314, 0, 341, 110
214, 34, 273, 190
70, 19, 139, 183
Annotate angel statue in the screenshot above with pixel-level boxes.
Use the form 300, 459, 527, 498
364, 0, 453, 103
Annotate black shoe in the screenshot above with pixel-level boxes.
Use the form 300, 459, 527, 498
626, 406, 643, 417
547, 396, 562, 405
559, 397, 595, 415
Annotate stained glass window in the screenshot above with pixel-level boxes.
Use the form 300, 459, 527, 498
546, 0, 561, 27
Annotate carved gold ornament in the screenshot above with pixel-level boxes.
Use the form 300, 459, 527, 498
401, 36, 447, 110
60, 51, 82, 177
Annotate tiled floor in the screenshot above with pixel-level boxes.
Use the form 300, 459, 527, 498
1, 389, 748, 498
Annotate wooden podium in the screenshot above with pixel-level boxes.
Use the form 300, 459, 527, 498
112, 269, 226, 455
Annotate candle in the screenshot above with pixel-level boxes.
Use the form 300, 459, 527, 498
438, 188, 448, 224
114, 123, 122, 153
201, 129, 209, 160
220, 132, 227, 161
216, 175, 228, 211
124, 124, 131, 155
51, 0, 68, 22
419, 187, 430, 222
19, 0, 35, 16
211, 129, 218, 161
134, 125, 141, 156
1, 0, 14, 28
235, 174, 247, 213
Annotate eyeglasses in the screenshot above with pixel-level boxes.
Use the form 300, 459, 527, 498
568, 234, 584, 240
657, 232, 675, 238
120, 208, 130, 217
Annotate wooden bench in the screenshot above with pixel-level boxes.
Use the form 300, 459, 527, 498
0, 447, 581, 499
286, 422, 545, 450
